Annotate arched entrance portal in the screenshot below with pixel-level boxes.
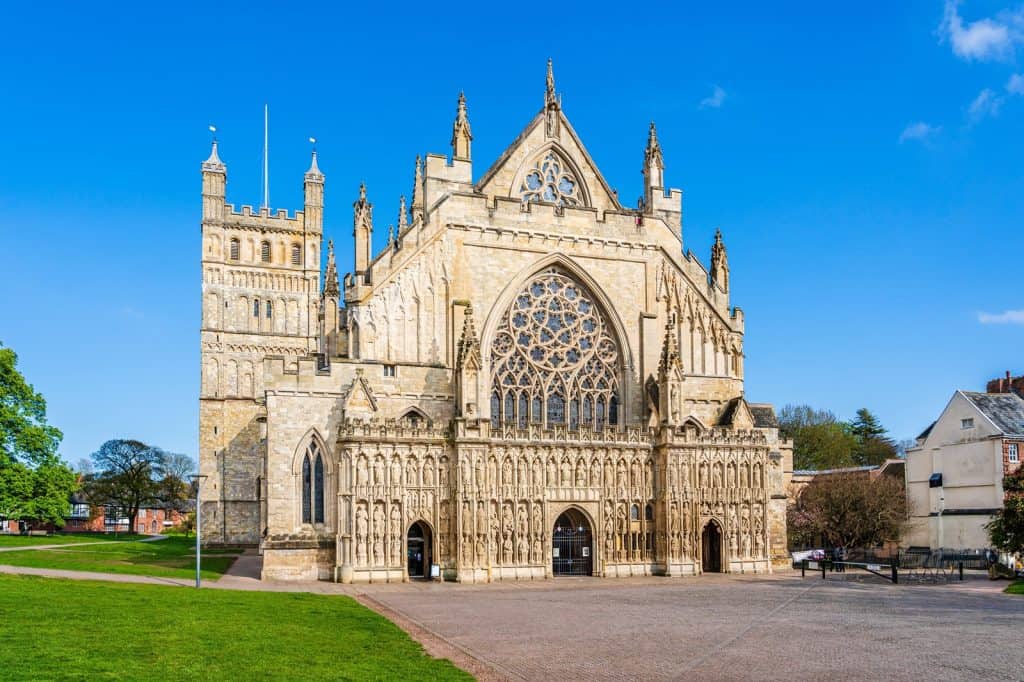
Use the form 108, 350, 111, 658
552, 509, 593, 576
701, 520, 722, 573
407, 521, 432, 579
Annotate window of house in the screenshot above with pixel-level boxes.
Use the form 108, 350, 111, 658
291, 244, 301, 265
383, 364, 397, 378
261, 241, 271, 262
961, 418, 974, 429
229, 238, 240, 260
1010, 443, 1020, 463
69, 504, 90, 519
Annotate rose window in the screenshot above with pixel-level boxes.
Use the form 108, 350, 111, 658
490, 268, 620, 428
519, 152, 583, 207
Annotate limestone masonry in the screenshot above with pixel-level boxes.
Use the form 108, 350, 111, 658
199, 62, 793, 582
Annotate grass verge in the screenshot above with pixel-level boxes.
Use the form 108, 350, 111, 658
1006, 580, 1024, 595
0, 575, 471, 681
0, 536, 237, 580
0, 533, 146, 547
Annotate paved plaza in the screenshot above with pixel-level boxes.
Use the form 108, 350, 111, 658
362, 572, 1023, 681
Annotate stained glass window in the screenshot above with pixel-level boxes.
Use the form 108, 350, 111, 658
490, 268, 620, 429
313, 452, 324, 524
301, 455, 311, 524
519, 152, 583, 207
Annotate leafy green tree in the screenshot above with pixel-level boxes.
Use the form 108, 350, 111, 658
85, 440, 166, 534
987, 468, 1024, 555
778, 404, 858, 470
849, 408, 898, 466
0, 343, 77, 527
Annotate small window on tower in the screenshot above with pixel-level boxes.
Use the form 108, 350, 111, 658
383, 364, 397, 378
291, 244, 301, 265
261, 241, 271, 262
253, 300, 260, 317
229, 238, 240, 260
266, 300, 273, 318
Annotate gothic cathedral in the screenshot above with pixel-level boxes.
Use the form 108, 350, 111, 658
199, 63, 793, 583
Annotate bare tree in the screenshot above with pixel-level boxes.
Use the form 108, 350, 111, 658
788, 472, 908, 549
159, 452, 196, 516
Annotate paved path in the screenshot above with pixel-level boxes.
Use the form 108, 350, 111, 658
362, 573, 1022, 682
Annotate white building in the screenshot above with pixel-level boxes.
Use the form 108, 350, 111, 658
905, 390, 1024, 549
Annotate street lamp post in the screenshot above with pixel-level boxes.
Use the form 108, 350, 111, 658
189, 474, 208, 588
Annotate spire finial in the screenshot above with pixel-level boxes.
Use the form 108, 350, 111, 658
411, 155, 424, 221
545, 58, 556, 107
645, 120, 663, 169
359, 182, 367, 202
323, 239, 340, 298
202, 128, 225, 172
398, 195, 408, 230
451, 91, 473, 160
306, 137, 323, 179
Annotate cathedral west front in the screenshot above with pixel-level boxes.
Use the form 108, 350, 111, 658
198, 62, 793, 583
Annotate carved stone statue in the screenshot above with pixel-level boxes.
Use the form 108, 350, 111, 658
423, 459, 434, 486
355, 504, 368, 565
390, 457, 402, 487
357, 457, 368, 487
406, 458, 417, 486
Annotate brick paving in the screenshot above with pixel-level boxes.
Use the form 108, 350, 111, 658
363, 573, 1024, 681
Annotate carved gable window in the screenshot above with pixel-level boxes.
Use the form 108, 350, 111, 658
490, 268, 620, 429
520, 151, 583, 207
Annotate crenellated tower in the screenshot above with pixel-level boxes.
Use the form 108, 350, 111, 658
198, 141, 324, 545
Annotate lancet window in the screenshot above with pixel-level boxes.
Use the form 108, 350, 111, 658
300, 441, 325, 525
519, 151, 583, 207
490, 268, 621, 429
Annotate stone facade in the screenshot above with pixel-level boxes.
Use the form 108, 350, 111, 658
199, 63, 793, 582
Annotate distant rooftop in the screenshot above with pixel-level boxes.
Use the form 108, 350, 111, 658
961, 391, 1024, 437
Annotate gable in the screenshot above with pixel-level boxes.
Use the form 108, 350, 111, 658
923, 391, 1001, 448
475, 109, 622, 213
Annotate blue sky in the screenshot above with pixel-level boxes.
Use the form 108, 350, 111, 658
1, 1, 1021, 463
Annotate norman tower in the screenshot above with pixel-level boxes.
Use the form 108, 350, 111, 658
198, 143, 324, 543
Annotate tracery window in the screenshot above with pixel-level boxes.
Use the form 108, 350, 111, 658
300, 441, 325, 525
490, 268, 621, 429
519, 151, 583, 207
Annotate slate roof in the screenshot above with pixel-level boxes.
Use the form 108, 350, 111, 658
718, 398, 779, 429
962, 391, 1024, 436
749, 404, 779, 429
916, 420, 936, 442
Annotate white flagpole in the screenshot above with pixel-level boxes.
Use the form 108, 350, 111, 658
262, 104, 270, 210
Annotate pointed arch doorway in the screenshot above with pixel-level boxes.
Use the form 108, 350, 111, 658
407, 521, 432, 579
552, 509, 593, 576
701, 520, 722, 573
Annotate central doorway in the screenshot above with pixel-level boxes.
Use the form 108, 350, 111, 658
701, 520, 722, 573
552, 509, 593, 576
407, 521, 431, 579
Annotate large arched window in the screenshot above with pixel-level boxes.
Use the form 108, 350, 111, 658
490, 267, 621, 429
300, 441, 326, 525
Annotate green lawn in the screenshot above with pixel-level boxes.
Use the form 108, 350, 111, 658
0, 533, 146, 547
1006, 580, 1024, 595
0, 575, 471, 681
0, 536, 237, 580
